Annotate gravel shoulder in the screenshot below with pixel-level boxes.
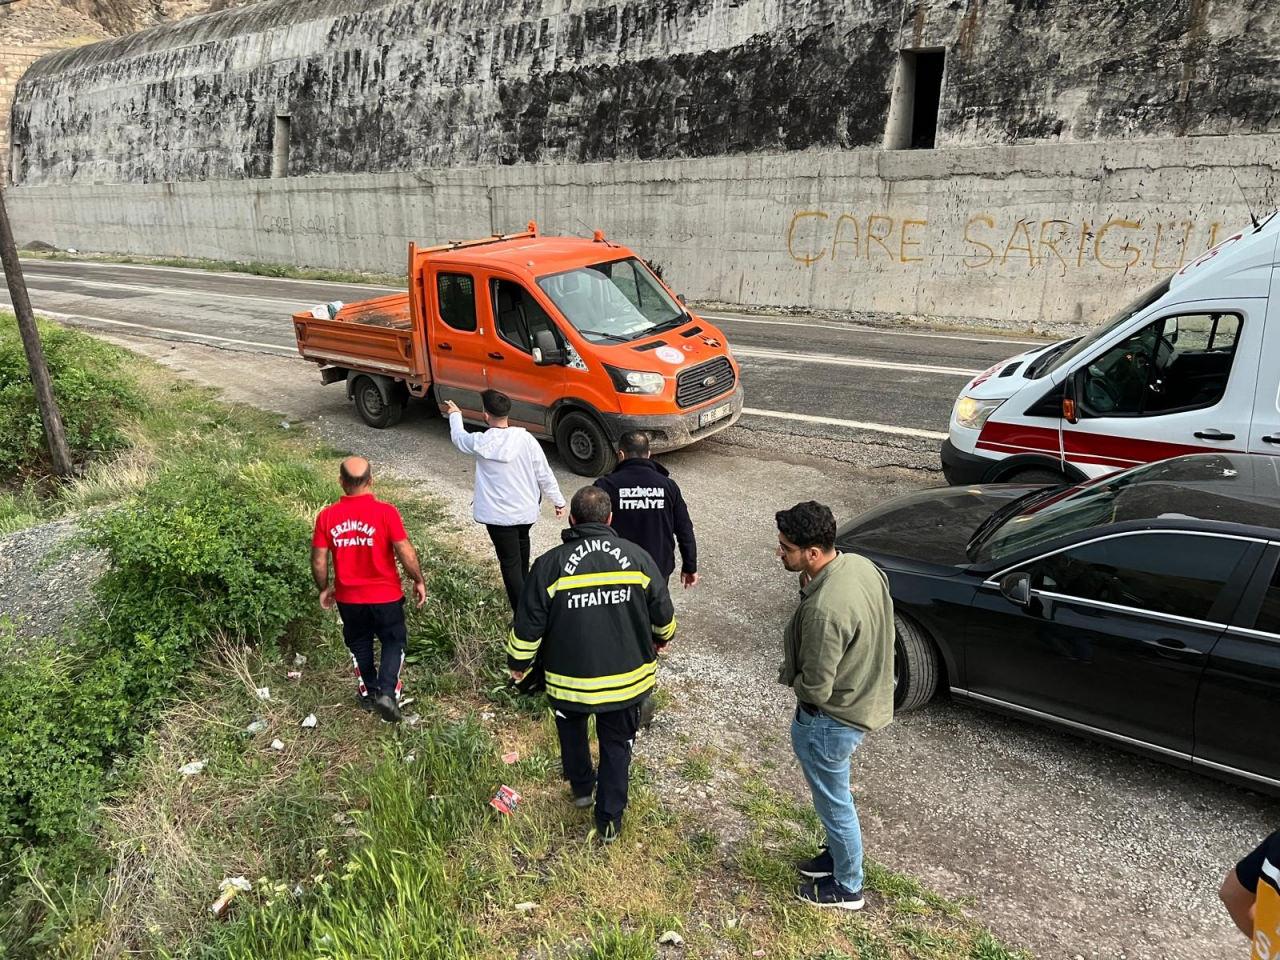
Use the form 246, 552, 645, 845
79, 333, 1280, 959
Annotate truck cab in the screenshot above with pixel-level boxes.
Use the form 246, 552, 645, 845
293, 224, 743, 475
942, 212, 1280, 485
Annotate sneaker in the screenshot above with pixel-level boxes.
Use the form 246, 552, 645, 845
354, 693, 377, 713
372, 693, 402, 723
596, 821, 620, 845
795, 877, 864, 911
572, 794, 595, 809
796, 847, 834, 879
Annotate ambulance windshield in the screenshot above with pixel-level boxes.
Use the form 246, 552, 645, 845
1038, 278, 1170, 378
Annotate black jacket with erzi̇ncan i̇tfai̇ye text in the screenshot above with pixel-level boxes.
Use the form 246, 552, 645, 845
593, 456, 697, 579
507, 522, 677, 713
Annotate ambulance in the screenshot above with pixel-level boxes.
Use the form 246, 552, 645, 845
941, 212, 1280, 485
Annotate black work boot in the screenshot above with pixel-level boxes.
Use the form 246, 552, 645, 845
373, 693, 402, 723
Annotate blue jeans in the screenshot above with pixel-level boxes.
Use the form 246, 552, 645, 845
791, 706, 866, 892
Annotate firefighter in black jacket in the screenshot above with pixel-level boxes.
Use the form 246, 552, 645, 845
594, 431, 699, 588
508, 485, 677, 842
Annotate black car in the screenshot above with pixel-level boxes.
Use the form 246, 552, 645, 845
837, 452, 1280, 792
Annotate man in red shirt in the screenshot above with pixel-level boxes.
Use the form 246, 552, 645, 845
311, 456, 426, 722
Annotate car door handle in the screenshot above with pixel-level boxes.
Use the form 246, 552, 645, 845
438, 342, 452, 351
1262, 434, 1280, 444
1142, 637, 1201, 657
1193, 429, 1235, 441
488, 351, 505, 361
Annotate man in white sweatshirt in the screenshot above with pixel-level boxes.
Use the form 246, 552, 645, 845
443, 389, 567, 611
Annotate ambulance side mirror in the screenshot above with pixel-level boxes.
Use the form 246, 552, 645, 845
1062, 370, 1081, 424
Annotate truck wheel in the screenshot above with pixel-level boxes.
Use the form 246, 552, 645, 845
1002, 467, 1066, 486
555, 411, 616, 476
353, 375, 404, 429
894, 613, 941, 713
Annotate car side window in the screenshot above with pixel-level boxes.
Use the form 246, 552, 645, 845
1255, 561, 1280, 635
437, 273, 477, 332
1027, 533, 1247, 621
492, 278, 560, 354
1081, 312, 1241, 417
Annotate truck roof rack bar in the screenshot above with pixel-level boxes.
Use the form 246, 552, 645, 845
424, 220, 539, 255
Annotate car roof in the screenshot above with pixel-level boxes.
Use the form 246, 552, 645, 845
1098, 454, 1280, 533
433, 236, 632, 278
999, 454, 1280, 557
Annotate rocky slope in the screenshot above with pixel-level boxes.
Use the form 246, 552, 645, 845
0, 0, 260, 45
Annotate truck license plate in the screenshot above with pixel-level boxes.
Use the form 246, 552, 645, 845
699, 403, 732, 428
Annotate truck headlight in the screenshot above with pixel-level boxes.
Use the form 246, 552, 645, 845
605, 365, 665, 395
955, 395, 1004, 430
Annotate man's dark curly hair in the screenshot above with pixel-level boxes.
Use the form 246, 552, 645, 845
775, 501, 836, 551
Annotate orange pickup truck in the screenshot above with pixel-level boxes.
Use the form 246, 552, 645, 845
292, 223, 743, 475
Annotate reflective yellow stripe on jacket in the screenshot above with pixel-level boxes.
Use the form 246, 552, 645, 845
546, 571, 651, 597
545, 661, 657, 706
652, 617, 677, 643
505, 629, 542, 663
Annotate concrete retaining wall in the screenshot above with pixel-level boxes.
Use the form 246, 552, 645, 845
12, 0, 1280, 186
11, 133, 1280, 332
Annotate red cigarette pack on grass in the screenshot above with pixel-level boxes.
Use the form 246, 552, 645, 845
489, 785, 521, 815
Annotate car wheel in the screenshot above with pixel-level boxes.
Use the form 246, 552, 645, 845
894, 613, 940, 712
554, 411, 616, 476
353, 375, 404, 429
1002, 467, 1066, 485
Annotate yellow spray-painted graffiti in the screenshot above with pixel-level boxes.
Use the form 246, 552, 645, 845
786, 210, 1230, 273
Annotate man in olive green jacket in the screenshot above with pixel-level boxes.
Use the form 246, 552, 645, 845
776, 500, 894, 911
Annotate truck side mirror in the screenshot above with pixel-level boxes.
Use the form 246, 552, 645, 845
999, 571, 1032, 608
1062, 370, 1081, 424
532, 328, 564, 366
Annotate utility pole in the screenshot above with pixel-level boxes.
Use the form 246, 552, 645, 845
0, 185, 72, 478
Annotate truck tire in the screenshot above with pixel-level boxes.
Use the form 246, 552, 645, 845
1002, 467, 1066, 486
894, 613, 941, 713
352, 375, 404, 429
555, 411, 616, 476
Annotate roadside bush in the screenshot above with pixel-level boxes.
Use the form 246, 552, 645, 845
0, 454, 323, 929
0, 314, 141, 476
89, 459, 318, 672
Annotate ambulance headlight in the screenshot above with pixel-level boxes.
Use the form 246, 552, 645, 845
605, 365, 665, 395
955, 396, 1004, 430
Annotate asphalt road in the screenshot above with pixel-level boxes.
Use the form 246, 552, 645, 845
9, 258, 1276, 959
9, 257, 1048, 460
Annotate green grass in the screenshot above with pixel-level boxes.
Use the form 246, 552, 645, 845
19, 248, 406, 287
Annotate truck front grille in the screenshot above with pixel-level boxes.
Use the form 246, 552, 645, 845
675, 357, 735, 409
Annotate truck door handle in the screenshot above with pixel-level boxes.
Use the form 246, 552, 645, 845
488, 351, 505, 361
1193, 429, 1234, 441
438, 342, 452, 351
1263, 434, 1280, 444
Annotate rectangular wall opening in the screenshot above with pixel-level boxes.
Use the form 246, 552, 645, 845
884, 49, 946, 150
10, 142, 21, 185
271, 115, 291, 178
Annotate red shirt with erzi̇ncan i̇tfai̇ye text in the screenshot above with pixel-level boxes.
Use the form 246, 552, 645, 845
312, 494, 407, 604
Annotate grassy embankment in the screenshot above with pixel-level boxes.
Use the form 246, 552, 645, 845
0, 313, 1030, 959
19, 247, 405, 288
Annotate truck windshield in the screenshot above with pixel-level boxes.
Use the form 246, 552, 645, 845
1036, 277, 1170, 378
538, 258, 685, 344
